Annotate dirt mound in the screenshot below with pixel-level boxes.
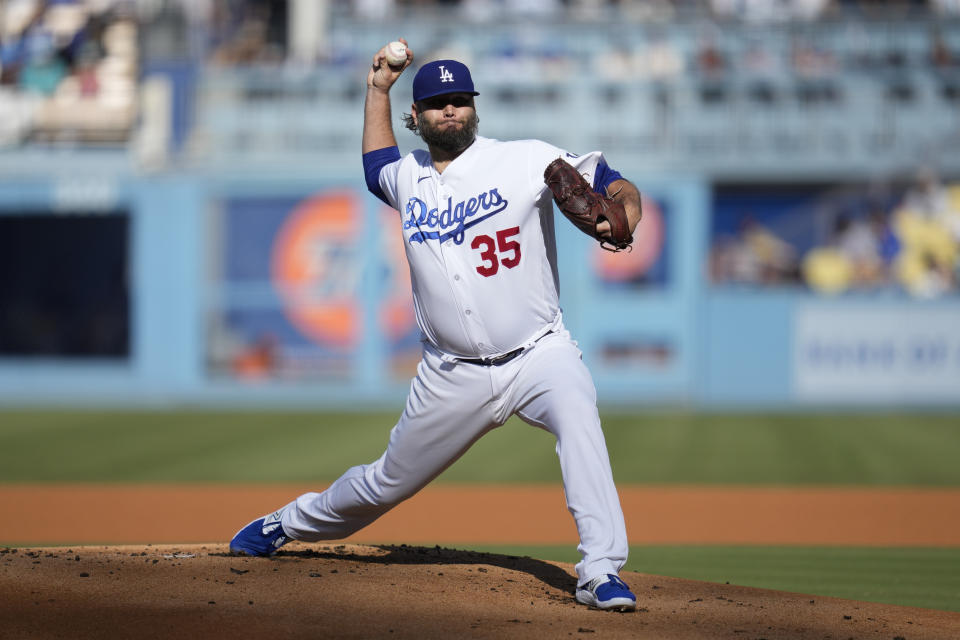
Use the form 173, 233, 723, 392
1, 543, 957, 639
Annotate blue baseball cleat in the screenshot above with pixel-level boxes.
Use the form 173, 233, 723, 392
575, 574, 637, 611
229, 508, 291, 556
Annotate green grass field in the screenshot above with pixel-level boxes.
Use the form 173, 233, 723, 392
1, 409, 958, 612
2, 410, 959, 485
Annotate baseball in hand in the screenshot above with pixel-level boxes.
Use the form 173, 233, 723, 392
385, 41, 407, 67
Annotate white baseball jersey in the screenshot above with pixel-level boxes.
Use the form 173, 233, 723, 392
375, 136, 607, 359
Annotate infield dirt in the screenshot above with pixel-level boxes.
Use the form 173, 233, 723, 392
3, 485, 960, 638
3, 542, 959, 640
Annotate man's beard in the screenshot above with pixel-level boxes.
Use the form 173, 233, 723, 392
418, 113, 478, 153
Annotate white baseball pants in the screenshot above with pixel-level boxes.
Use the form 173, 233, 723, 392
281, 328, 629, 584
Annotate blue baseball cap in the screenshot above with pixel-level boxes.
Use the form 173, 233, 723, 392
412, 60, 480, 103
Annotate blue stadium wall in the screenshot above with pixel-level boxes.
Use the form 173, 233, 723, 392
1, 163, 957, 410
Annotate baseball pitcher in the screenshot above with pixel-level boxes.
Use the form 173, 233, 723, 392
230, 39, 644, 612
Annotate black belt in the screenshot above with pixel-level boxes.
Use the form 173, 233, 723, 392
458, 330, 553, 367
459, 347, 525, 367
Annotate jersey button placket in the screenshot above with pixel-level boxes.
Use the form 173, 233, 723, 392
437, 185, 482, 354
461, 290, 490, 354
451, 239, 488, 354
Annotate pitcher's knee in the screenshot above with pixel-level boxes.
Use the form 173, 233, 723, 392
372, 476, 419, 507
350, 462, 418, 508
550, 413, 606, 448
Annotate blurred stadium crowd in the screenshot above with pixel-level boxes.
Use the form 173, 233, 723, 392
3, 1, 959, 86
2, 1, 959, 125
0, 0, 137, 144
0, 0, 958, 299
709, 170, 960, 297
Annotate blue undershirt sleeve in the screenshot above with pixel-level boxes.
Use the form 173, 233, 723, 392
593, 159, 624, 194
362, 146, 402, 205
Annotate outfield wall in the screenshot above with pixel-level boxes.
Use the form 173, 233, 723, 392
2, 12, 959, 409
1, 164, 957, 410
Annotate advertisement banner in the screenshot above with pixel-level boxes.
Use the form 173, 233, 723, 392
794, 305, 960, 402
208, 189, 418, 382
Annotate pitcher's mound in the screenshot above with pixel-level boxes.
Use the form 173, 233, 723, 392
1, 543, 956, 639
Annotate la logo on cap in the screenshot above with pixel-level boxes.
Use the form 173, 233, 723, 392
411, 59, 479, 102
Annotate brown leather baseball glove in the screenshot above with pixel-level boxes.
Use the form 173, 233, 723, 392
544, 158, 633, 252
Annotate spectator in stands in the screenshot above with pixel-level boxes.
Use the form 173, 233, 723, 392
902, 168, 950, 219
0, 0, 80, 95
593, 42, 635, 82
868, 207, 901, 281
710, 215, 799, 285
634, 31, 684, 81
929, 27, 954, 69
742, 38, 780, 76
832, 213, 885, 286
909, 252, 954, 298
802, 201, 910, 295
791, 35, 838, 79
694, 31, 728, 103
209, 0, 285, 66
742, 216, 799, 283
740, 37, 782, 104
696, 32, 726, 77
892, 169, 959, 295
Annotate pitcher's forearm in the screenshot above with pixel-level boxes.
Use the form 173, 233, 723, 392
363, 86, 399, 154
609, 179, 643, 234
